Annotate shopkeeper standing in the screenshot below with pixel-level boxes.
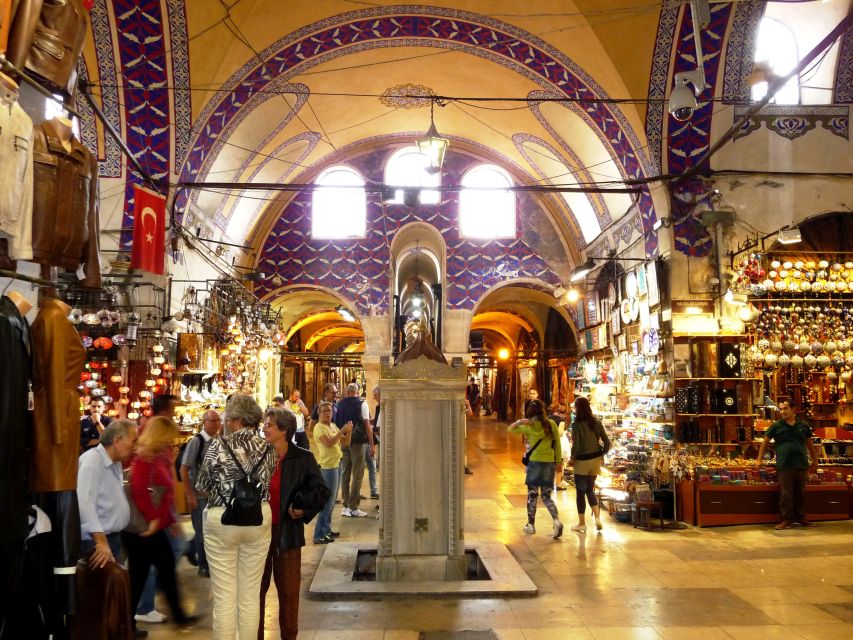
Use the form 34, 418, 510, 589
756, 400, 819, 530
80, 397, 112, 453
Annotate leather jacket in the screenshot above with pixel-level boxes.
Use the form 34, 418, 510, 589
31, 298, 87, 492
3, 0, 44, 71
32, 121, 101, 287
0, 296, 32, 546
24, 0, 86, 94
276, 445, 328, 551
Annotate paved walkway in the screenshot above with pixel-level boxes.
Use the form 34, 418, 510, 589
143, 417, 853, 640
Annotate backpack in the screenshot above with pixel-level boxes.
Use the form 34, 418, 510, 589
219, 438, 270, 527
175, 433, 203, 476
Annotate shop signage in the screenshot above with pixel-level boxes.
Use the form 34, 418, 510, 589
672, 299, 714, 314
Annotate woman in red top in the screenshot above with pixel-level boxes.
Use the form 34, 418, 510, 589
258, 408, 326, 639
122, 417, 196, 630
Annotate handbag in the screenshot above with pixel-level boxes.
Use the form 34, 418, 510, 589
123, 481, 166, 535
521, 438, 543, 467
220, 439, 270, 527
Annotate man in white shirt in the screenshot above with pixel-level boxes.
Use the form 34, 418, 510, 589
77, 419, 139, 568
180, 409, 221, 577
284, 389, 310, 449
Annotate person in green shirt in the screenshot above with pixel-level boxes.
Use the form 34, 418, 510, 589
509, 399, 563, 538
756, 400, 819, 530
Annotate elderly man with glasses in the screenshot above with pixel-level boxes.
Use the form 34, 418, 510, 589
179, 409, 222, 577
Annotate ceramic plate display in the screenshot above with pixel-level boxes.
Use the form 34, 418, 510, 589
607, 282, 617, 305
630, 298, 640, 322
625, 272, 638, 298
621, 299, 632, 324
647, 328, 660, 355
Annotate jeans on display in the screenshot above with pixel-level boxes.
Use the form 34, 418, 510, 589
137, 524, 186, 614
366, 445, 378, 496
258, 522, 301, 640
204, 504, 272, 640
340, 443, 367, 511
314, 467, 339, 541
777, 467, 808, 522
574, 474, 598, 515
190, 497, 209, 572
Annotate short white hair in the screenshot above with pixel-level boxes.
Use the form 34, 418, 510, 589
346, 383, 360, 395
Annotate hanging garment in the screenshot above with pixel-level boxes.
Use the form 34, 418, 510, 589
23, 0, 86, 95
31, 120, 101, 287
3, 0, 44, 70
31, 298, 86, 492
71, 557, 133, 640
0, 78, 34, 263
0, 295, 32, 634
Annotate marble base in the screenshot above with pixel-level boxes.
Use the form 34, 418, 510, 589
308, 541, 537, 597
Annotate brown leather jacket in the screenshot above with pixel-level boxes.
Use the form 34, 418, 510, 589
3, 0, 44, 70
32, 121, 101, 287
31, 298, 87, 492
72, 558, 134, 640
24, 0, 86, 94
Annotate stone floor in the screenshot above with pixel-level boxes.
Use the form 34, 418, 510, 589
143, 417, 853, 639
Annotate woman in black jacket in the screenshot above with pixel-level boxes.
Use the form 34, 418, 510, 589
258, 408, 328, 640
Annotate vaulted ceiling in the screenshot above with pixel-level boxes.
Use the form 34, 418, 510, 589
79, 0, 853, 351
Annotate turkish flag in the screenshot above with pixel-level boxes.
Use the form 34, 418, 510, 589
130, 185, 166, 275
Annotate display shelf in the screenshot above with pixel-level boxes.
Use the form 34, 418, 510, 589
675, 377, 759, 382
694, 483, 850, 527
622, 417, 673, 425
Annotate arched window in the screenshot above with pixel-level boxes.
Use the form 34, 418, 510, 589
312, 165, 366, 239
752, 17, 799, 104
459, 164, 515, 239
384, 146, 440, 205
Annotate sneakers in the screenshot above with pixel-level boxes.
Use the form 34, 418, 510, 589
370, 493, 380, 499
522, 523, 535, 534
135, 610, 167, 624
551, 519, 564, 539
341, 507, 352, 517
349, 509, 369, 517
556, 480, 569, 490
570, 523, 587, 533
313, 536, 333, 544
775, 520, 792, 530
329, 530, 342, 537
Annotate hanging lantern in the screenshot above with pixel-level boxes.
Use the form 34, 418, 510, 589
127, 412, 139, 420
150, 367, 162, 376
119, 397, 130, 406
151, 344, 165, 354
125, 312, 141, 346
144, 379, 155, 388
153, 355, 165, 365
110, 373, 122, 383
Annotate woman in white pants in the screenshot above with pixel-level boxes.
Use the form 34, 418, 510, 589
196, 395, 276, 639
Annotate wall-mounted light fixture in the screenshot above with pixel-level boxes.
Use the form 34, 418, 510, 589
570, 258, 597, 282
776, 226, 801, 245
337, 306, 355, 322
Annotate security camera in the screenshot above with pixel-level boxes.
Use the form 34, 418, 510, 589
668, 69, 705, 122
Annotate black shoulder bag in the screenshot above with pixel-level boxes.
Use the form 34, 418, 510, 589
521, 438, 543, 466
220, 439, 270, 526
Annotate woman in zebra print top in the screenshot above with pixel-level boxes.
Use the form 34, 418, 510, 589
195, 394, 276, 639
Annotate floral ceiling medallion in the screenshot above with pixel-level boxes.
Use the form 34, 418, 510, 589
733, 105, 849, 141
380, 84, 435, 109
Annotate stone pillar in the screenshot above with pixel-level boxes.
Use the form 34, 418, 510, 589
376, 355, 467, 581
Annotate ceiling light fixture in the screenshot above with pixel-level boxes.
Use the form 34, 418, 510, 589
570, 258, 597, 282
776, 226, 802, 245
337, 306, 355, 322
416, 99, 448, 175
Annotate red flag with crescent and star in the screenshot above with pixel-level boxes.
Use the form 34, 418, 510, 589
130, 185, 166, 275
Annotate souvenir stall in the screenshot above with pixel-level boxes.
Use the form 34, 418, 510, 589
594, 259, 679, 524
669, 252, 853, 526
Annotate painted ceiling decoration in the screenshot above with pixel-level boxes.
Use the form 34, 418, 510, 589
171, 6, 660, 252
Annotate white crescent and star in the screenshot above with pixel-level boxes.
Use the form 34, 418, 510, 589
140, 206, 157, 243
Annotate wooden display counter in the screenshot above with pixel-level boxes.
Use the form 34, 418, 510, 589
689, 482, 850, 527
